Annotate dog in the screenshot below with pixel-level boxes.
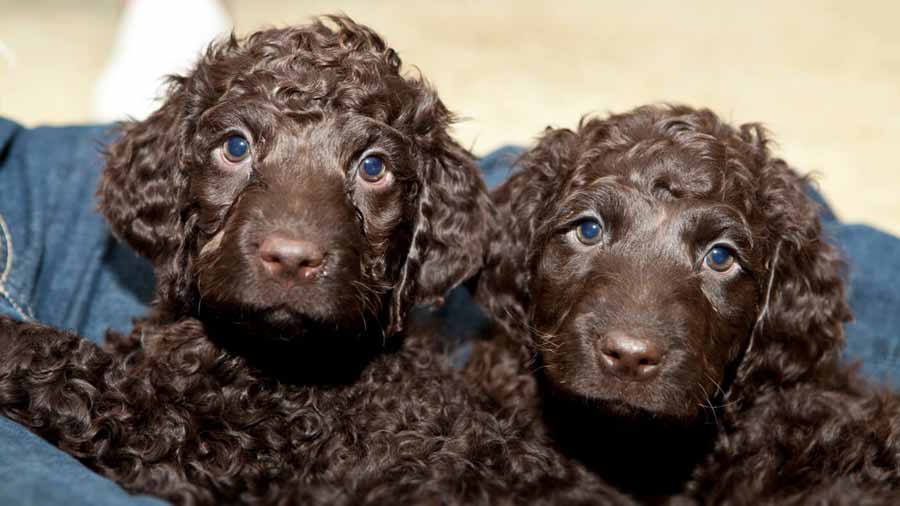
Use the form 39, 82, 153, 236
471, 104, 900, 504
0, 17, 632, 505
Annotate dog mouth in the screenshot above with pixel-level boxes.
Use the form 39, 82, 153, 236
194, 228, 377, 332
541, 359, 709, 422
198, 299, 374, 344
542, 375, 705, 428
194, 257, 378, 339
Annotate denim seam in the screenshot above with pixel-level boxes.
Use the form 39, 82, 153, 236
0, 212, 33, 320
0, 289, 31, 321
0, 212, 11, 285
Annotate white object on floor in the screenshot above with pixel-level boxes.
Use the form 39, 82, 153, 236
91, 0, 232, 122
0, 40, 16, 70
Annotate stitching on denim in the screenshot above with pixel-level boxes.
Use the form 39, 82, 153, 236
0, 212, 11, 285
20, 295, 34, 319
0, 212, 32, 320
0, 287, 31, 321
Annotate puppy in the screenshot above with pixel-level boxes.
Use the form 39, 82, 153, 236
0, 17, 631, 506
472, 104, 900, 504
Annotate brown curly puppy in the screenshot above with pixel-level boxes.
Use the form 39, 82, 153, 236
0, 17, 631, 506
471, 105, 900, 504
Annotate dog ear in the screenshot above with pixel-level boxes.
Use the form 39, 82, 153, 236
473, 127, 579, 342
387, 136, 494, 334
98, 79, 194, 308
735, 124, 851, 388
98, 81, 189, 263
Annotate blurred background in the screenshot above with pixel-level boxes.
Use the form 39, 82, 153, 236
1, 0, 898, 233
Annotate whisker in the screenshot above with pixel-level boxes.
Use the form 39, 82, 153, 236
695, 381, 721, 429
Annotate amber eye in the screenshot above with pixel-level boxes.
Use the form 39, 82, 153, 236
223, 135, 250, 163
704, 245, 736, 272
574, 219, 602, 245
358, 155, 386, 182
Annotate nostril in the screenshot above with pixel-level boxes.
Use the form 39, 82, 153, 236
260, 248, 284, 265
301, 255, 324, 268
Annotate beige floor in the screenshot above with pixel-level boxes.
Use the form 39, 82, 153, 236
1, 0, 898, 234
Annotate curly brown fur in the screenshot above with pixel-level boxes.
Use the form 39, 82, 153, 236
472, 104, 900, 504
0, 17, 633, 506
1, 315, 634, 505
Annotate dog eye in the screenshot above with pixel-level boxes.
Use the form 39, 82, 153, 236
223, 135, 250, 163
704, 245, 736, 272
574, 219, 603, 245
358, 155, 387, 182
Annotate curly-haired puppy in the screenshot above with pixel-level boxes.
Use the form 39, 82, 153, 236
471, 105, 900, 504
0, 18, 631, 506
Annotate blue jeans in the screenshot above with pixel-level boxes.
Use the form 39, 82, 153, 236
0, 119, 162, 506
1, 121, 899, 504
0, 119, 154, 343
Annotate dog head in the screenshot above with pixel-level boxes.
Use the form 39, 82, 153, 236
480, 105, 850, 421
99, 17, 492, 341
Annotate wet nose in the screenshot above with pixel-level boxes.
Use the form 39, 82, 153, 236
258, 234, 325, 281
596, 331, 663, 381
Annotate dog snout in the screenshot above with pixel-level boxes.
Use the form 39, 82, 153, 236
259, 234, 326, 281
596, 330, 663, 381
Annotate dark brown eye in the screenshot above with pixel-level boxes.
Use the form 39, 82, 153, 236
358, 155, 386, 182
223, 135, 250, 163
704, 245, 736, 272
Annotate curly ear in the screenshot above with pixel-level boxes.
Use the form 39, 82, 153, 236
98, 80, 195, 312
387, 137, 494, 334
735, 125, 851, 387
473, 127, 579, 343
98, 81, 189, 264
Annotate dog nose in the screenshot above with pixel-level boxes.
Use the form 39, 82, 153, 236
259, 235, 325, 281
596, 331, 662, 381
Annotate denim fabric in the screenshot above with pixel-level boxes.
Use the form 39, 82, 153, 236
0, 118, 154, 343
828, 223, 900, 385
0, 118, 160, 506
0, 123, 898, 505
0, 417, 165, 506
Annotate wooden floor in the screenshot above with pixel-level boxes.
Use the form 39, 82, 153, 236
2, 0, 897, 234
